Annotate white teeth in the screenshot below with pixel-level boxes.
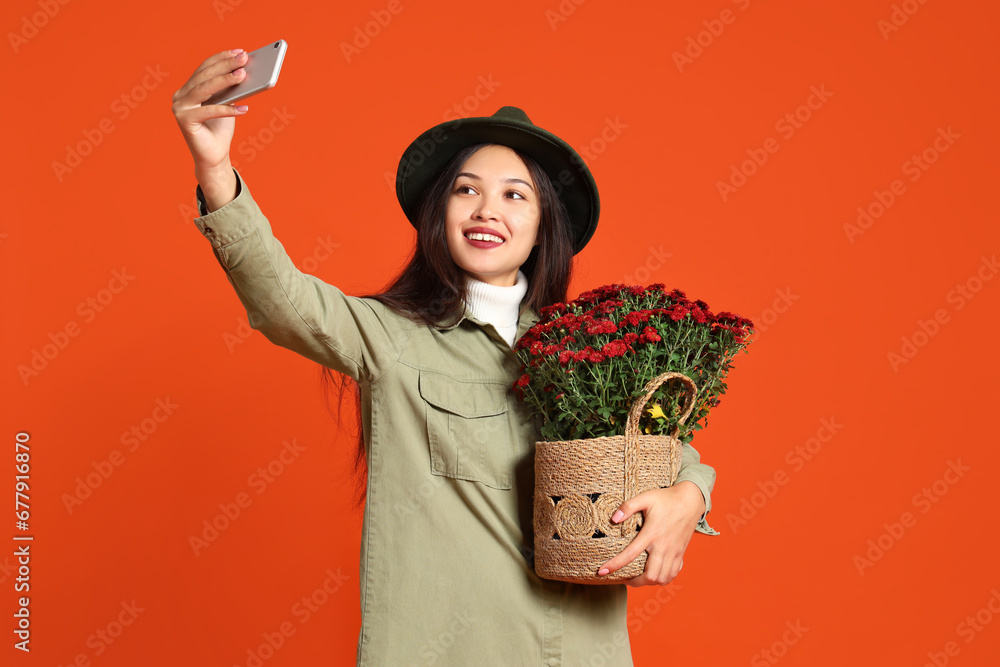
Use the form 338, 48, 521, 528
466, 232, 504, 243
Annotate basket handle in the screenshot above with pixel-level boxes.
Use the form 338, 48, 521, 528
621, 372, 698, 534
624, 372, 698, 442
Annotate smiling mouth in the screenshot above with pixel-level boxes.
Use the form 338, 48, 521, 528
465, 232, 505, 244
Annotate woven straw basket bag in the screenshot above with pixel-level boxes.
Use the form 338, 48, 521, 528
533, 371, 698, 584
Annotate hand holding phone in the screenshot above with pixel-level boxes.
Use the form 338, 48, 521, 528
202, 39, 287, 106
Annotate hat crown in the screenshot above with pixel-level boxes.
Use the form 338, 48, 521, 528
491, 106, 532, 125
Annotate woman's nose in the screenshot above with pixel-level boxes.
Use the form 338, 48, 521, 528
474, 192, 501, 221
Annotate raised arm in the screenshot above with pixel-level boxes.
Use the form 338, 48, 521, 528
172, 50, 408, 381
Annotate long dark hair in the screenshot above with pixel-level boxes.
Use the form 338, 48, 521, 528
321, 143, 576, 509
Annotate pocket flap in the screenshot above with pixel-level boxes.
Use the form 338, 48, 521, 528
418, 372, 507, 418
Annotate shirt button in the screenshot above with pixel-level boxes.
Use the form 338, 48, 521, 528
548, 605, 558, 614
547, 658, 559, 666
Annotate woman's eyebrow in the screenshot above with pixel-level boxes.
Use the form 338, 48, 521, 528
455, 172, 535, 191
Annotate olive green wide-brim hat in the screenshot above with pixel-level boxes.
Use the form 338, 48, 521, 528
395, 106, 600, 255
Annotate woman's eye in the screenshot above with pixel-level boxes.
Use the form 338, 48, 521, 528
506, 190, 526, 200
455, 184, 477, 195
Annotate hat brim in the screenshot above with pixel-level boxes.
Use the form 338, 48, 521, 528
395, 112, 599, 255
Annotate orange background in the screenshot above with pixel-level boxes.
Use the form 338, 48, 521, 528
4, 0, 999, 665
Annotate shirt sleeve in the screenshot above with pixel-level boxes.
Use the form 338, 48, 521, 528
190, 168, 408, 382
674, 442, 720, 536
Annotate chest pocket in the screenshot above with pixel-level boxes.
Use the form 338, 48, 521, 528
418, 371, 513, 490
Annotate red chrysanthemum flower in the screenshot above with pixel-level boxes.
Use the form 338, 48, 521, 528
640, 326, 661, 343
601, 340, 629, 357
622, 310, 654, 327
584, 319, 618, 335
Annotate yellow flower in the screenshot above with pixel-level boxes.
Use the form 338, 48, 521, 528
646, 403, 666, 420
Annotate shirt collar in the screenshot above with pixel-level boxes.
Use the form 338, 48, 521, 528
435, 299, 540, 334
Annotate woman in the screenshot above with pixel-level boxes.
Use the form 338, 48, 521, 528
172, 48, 718, 666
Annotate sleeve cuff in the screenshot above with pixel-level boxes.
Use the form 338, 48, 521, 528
191, 168, 258, 249
674, 475, 720, 536
674, 443, 721, 536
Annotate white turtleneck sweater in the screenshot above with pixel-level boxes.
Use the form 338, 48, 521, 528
463, 271, 528, 348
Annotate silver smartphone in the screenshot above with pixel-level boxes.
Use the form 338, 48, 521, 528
202, 39, 287, 106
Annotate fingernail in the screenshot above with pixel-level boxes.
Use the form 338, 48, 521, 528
235, 105, 249, 114
231, 48, 244, 54
611, 510, 624, 523
598, 568, 609, 576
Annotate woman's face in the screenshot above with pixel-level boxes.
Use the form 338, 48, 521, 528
444, 144, 541, 287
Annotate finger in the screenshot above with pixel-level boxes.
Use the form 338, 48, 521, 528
625, 572, 652, 587
642, 549, 667, 585
191, 48, 247, 79
175, 102, 247, 130
610, 489, 656, 524
172, 73, 249, 123
174, 50, 248, 105
597, 534, 650, 577
180, 63, 247, 109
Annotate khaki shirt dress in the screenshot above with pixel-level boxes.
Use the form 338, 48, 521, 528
191, 169, 719, 666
